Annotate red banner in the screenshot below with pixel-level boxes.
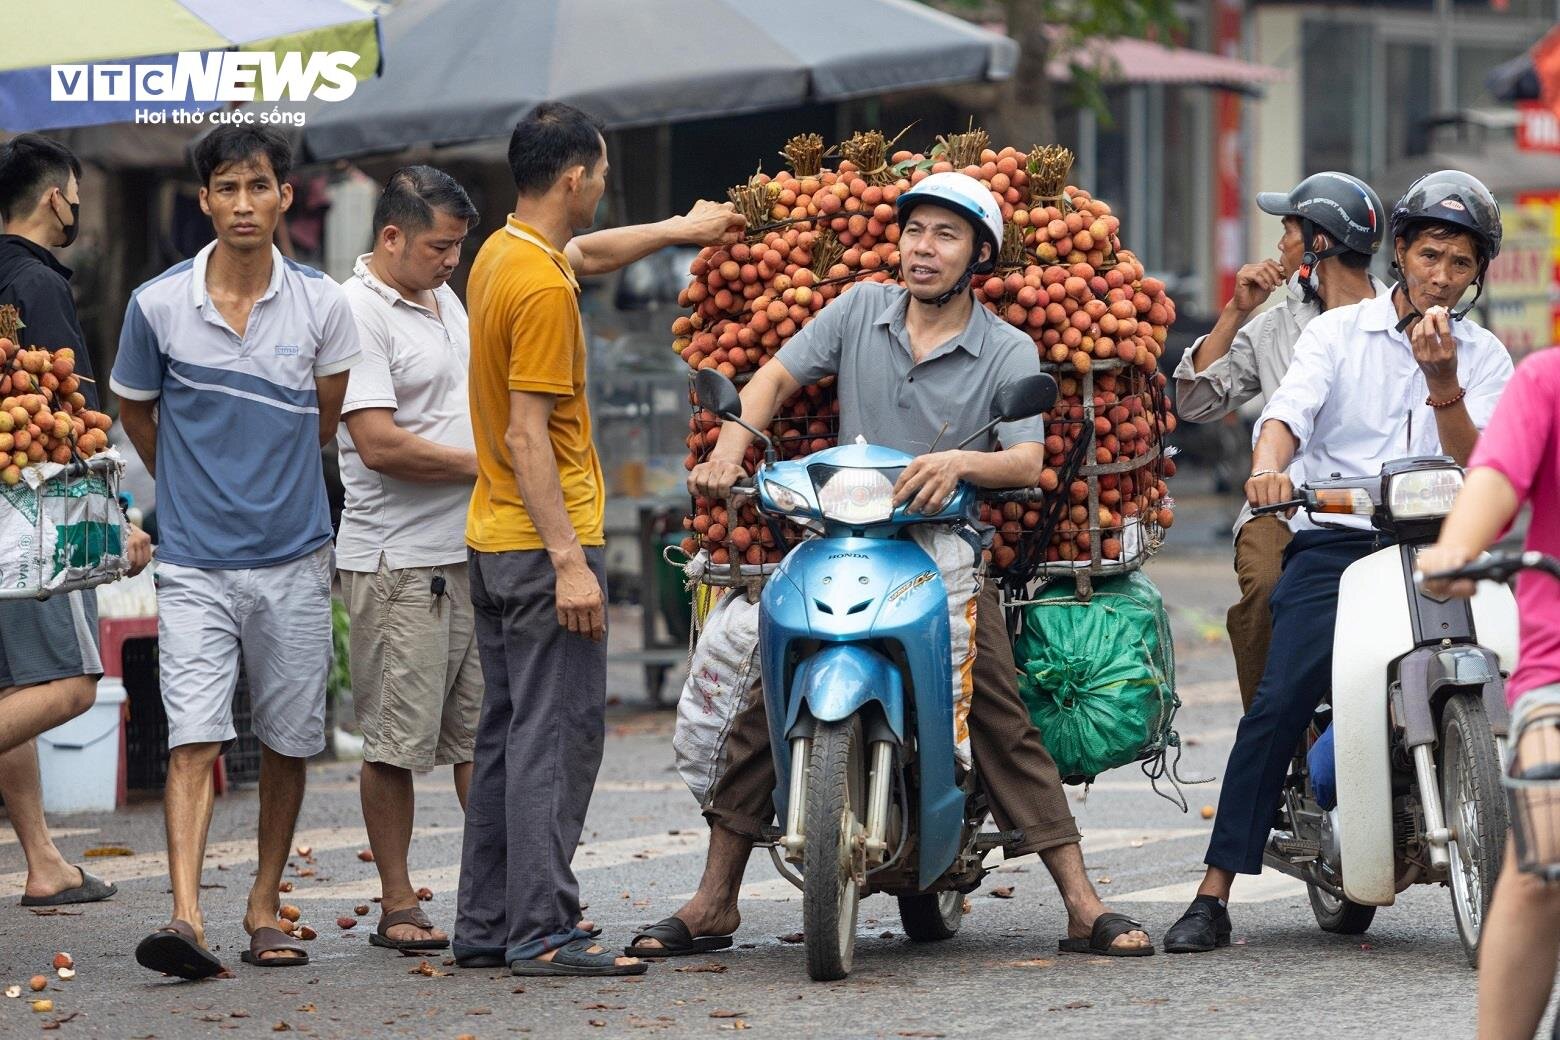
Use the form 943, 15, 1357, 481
1517, 101, 1560, 154
1213, 0, 1243, 305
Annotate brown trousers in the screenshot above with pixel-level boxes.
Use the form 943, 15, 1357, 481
1227, 515, 1294, 711
705, 580, 1082, 857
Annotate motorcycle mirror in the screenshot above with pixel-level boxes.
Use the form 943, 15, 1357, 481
954, 374, 1060, 452
992, 373, 1059, 422
695, 369, 743, 421
693, 368, 777, 463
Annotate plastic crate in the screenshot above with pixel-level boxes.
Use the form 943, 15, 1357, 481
122, 637, 166, 791
123, 637, 263, 791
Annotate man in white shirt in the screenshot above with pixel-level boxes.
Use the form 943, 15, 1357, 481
1164, 170, 1514, 954
336, 166, 482, 953
1174, 172, 1386, 710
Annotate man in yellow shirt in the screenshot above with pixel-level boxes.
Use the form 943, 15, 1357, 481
456, 101, 741, 978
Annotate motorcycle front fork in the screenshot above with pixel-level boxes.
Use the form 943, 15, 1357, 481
780, 736, 895, 869
1410, 743, 1452, 871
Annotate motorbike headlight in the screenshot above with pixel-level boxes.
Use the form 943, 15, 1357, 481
1387, 467, 1463, 520
765, 480, 812, 515
813, 467, 897, 525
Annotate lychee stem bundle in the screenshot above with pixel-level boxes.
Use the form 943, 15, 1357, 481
780, 133, 826, 177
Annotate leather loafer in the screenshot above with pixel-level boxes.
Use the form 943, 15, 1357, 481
1162, 900, 1232, 953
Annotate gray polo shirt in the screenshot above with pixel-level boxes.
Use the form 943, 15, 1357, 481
775, 282, 1044, 455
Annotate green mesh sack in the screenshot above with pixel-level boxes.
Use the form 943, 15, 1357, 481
1014, 570, 1177, 783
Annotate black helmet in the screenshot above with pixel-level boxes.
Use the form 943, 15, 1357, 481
1257, 172, 1385, 257
1390, 170, 1502, 263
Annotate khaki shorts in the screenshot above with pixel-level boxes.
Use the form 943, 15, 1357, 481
341, 556, 483, 772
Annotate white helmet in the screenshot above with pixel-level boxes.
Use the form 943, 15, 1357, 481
895, 171, 1003, 275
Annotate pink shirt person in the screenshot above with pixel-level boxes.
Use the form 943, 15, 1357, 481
1465, 349, 1560, 706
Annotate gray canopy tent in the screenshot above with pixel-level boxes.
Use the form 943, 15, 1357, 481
282, 0, 1018, 161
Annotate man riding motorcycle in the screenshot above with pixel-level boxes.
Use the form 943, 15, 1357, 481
629, 172, 1154, 960
1163, 170, 1515, 953
1173, 171, 1387, 712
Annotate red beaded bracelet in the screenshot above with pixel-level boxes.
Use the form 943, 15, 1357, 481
1426, 387, 1467, 409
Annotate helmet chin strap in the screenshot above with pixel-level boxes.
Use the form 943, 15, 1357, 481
927, 262, 978, 307
1295, 220, 1347, 305
1392, 268, 1486, 333
1452, 267, 1486, 321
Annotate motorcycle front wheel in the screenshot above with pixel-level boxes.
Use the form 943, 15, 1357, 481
802, 715, 867, 981
1307, 883, 1376, 934
898, 890, 963, 943
1440, 691, 1509, 967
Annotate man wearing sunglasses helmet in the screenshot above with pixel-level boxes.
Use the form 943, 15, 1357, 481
1163, 170, 1514, 954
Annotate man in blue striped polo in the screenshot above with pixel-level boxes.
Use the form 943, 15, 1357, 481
111, 125, 360, 979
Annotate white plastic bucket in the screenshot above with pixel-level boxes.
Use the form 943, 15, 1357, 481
37, 677, 125, 814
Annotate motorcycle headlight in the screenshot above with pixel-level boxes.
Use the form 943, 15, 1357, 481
765, 480, 812, 515
813, 467, 897, 525
1387, 467, 1463, 520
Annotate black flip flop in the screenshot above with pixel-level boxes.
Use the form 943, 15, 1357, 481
20, 866, 117, 906
1057, 912, 1155, 958
625, 916, 735, 958
369, 906, 450, 952
454, 927, 602, 968
240, 926, 310, 968
135, 920, 227, 980
512, 937, 648, 977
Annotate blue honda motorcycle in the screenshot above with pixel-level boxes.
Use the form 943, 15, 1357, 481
694, 369, 1057, 980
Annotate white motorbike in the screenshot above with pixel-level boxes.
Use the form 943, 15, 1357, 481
1253, 457, 1518, 966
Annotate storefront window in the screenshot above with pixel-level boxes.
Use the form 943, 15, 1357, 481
1094, 89, 1131, 236
1385, 42, 1434, 161
1157, 86, 1201, 281
1302, 21, 1374, 175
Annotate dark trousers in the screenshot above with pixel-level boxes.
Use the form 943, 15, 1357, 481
454, 547, 607, 963
1206, 530, 1385, 875
706, 580, 1083, 857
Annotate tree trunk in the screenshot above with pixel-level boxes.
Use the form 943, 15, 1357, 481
992, 0, 1056, 150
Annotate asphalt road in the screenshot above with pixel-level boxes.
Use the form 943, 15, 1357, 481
1, 503, 1555, 1040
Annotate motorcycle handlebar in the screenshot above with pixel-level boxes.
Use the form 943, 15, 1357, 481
1251, 497, 1306, 516
980, 489, 1047, 505
1423, 551, 1560, 586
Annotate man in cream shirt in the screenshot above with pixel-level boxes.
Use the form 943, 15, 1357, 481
337, 166, 482, 955
1173, 172, 1386, 711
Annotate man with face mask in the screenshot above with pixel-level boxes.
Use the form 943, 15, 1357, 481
1163, 170, 1514, 954
0, 134, 93, 390
0, 134, 150, 910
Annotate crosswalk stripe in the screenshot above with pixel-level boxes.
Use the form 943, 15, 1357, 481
290, 824, 708, 902
0, 825, 460, 898
679, 826, 1210, 904
0, 827, 96, 849
306, 778, 687, 796
1111, 871, 1310, 905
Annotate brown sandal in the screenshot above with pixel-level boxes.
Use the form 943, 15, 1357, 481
369, 906, 450, 952
240, 926, 310, 967
135, 919, 227, 980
